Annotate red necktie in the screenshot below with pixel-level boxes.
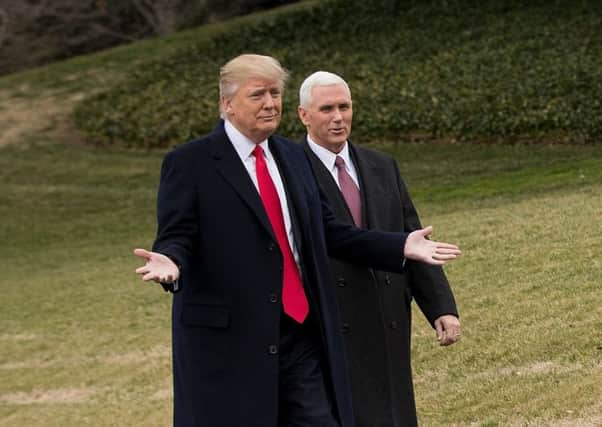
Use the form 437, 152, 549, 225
252, 145, 309, 323
334, 156, 362, 227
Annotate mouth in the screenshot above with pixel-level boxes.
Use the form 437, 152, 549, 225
329, 127, 346, 135
259, 114, 279, 121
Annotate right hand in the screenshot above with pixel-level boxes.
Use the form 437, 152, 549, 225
134, 248, 180, 283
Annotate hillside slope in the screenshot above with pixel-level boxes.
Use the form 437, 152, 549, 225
72, 0, 602, 147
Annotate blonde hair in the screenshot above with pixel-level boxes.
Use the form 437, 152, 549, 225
219, 54, 289, 117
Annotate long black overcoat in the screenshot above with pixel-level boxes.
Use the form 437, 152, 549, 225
151, 122, 411, 427
303, 139, 459, 427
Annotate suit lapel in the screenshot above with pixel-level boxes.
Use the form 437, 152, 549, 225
350, 143, 388, 229
210, 123, 275, 240
301, 138, 356, 225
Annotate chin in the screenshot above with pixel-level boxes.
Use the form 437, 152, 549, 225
330, 137, 347, 146
261, 125, 278, 135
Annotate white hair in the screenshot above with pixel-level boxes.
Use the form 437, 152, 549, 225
299, 71, 351, 107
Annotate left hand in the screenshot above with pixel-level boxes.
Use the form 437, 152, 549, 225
404, 226, 461, 265
434, 315, 461, 346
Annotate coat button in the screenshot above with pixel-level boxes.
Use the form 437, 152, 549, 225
336, 278, 346, 287
268, 293, 279, 303
385, 275, 392, 286
268, 243, 276, 251
268, 345, 278, 355
390, 321, 398, 329
341, 323, 350, 334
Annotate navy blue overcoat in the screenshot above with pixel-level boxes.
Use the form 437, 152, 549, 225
152, 121, 407, 427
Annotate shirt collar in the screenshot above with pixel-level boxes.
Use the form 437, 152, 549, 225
225, 119, 270, 162
306, 135, 352, 172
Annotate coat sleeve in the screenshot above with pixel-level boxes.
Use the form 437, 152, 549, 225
392, 159, 459, 325
151, 149, 199, 280
320, 184, 408, 274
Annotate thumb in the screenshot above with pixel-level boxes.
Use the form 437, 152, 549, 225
435, 319, 443, 341
133, 248, 152, 259
417, 225, 433, 239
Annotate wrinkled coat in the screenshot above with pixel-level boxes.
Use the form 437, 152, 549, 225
304, 139, 459, 427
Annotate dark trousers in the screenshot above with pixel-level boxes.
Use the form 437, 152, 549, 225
278, 315, 340, 427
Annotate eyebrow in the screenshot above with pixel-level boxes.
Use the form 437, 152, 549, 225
249, 86, 281, 96
319, 102, 351, 109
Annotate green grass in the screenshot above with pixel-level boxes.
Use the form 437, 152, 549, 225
1, 140, 601, 426
1, 0, 601, 424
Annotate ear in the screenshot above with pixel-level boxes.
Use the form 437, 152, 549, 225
298, 105, 310, 127
221, 96, 233, 115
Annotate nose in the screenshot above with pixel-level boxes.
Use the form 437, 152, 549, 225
263, 93, 275, 109
332, 108, 343, 121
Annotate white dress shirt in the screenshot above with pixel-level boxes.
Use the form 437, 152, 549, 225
306, 135, 407, 267
225, 120, 300, 265
306, 136, 360, 189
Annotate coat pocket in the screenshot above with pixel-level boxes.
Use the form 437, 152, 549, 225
180, 304, 230, 329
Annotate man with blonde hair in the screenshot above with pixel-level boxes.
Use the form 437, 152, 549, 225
135, 54, 461, 427
298, 70, 461, 426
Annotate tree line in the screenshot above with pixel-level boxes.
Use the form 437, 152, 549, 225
0, 0, 298, 76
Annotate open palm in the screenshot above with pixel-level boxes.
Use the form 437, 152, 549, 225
404, 226, 461, 265
134, 248, 179, 283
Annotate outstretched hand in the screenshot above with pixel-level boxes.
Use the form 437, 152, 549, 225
134, 248, 180, 284
403, 226, 461, 265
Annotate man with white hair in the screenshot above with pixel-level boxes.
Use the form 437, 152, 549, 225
134, 55, 461, 427
298, 71, 461, 427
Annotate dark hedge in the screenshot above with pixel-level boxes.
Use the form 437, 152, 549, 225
73, 0, 602, 147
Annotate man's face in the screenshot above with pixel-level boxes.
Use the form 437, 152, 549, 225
298, 84, 352, 153
222, 78, 282, 143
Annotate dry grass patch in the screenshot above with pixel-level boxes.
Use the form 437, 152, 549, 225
0, 344, 169, 370
0, 387, 97, 405
0, 90, 86, 146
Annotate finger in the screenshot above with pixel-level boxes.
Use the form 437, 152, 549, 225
439, 330, 451, 346
445, 330, 462, 346
435, 246, 461, 254
435, 321, 443, 341
134, 248, 152, 259
440, 331, 458, 346
433, 253, 459, 261
431, 246, 462, 252
135, 265, 151, 274
142, 272, 160, 282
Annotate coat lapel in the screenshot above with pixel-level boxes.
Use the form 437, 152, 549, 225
301, 137, 356, 226
350, 143, 389, 229
269, 137, 310, 236
209, 123, 275, 240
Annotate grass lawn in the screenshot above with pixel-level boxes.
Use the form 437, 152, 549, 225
1, 139, 601, 426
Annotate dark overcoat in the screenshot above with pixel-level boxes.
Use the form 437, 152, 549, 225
151, 121, 412, 427
303, 139, 459, 427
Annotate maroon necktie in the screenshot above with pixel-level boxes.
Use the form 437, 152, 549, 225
252, 146, 309, 323
334, 156, 362, 227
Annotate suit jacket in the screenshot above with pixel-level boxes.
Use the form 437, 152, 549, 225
151, 121, 413, 427
303, 138, 459, 427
